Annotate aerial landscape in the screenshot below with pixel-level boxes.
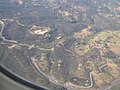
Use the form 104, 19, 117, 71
0, 0, 120, 90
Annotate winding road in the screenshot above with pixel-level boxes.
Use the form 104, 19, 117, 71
0, 19, 120, 90
0, 20, 17, 43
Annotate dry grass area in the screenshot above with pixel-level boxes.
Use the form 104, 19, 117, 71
74, 26, 92, 39
88, 30, 120, 55
92, 72, 113, 87
115, 6, 120, 12
86, 61, 96, 71
92, 59, 120, 87
73, 67, 85, 77
110, 46, 120, 55
74, 45, 88, 56
73, 30, 120, 87
102, 73, 113, 84
107, 32, 120, 55
35, 52, 50, 74
74, 30, 120, 56
107, 60, 120, 78
92, 72, 104, 87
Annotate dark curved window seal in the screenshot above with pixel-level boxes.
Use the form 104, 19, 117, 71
0, 64, 47, 90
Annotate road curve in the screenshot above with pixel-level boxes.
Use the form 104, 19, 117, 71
1, 19, 119, 90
